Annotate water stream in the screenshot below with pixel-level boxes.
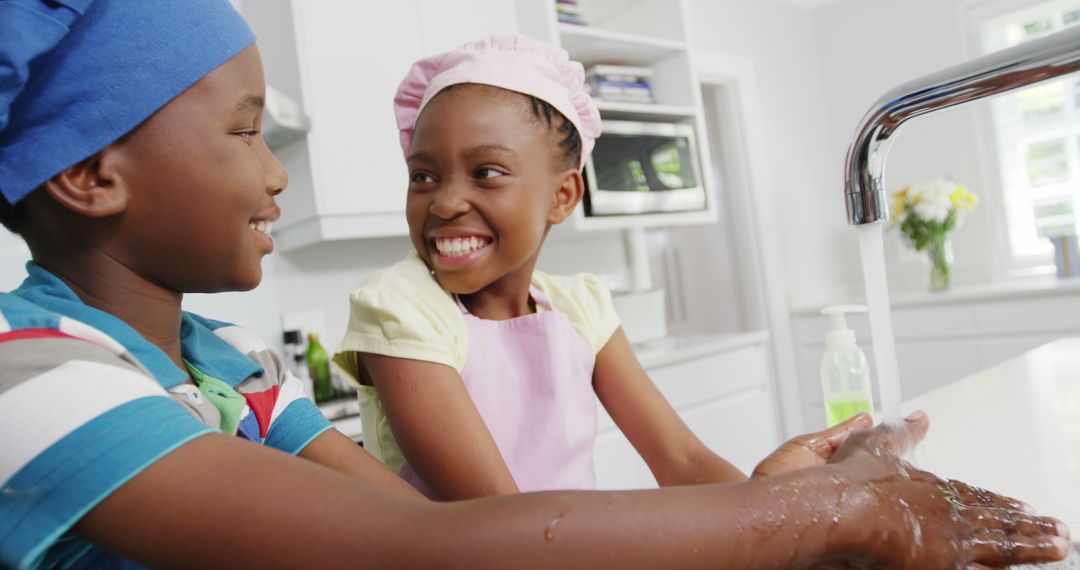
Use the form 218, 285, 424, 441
856, 222, 903, 424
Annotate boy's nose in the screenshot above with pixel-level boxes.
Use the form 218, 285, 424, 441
263, 146, 288, 196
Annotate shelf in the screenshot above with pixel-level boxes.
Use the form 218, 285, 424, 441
572, 207, 719, 232
558, 23, 687, 66
594, 100, 697, 120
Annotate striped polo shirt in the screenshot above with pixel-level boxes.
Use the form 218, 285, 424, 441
0, 263, 332, 569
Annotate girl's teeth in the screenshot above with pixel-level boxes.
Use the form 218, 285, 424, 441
435, 237, 488, 258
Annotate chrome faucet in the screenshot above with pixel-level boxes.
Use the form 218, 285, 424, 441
844, 25, 1080, 225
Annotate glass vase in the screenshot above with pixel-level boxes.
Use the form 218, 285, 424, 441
926, 235, 953, 292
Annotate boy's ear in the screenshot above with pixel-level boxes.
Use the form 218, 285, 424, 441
41, 147, 129, 218
548, 169, 584, 225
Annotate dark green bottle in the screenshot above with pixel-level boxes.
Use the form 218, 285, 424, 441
306, 333, 333, 403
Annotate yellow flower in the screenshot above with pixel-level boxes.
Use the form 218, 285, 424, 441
949, 184, 978, 213
892, 187, 910, 219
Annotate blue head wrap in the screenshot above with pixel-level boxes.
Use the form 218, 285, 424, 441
0, 0, 255, 204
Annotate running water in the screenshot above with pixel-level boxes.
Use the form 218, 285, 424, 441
856, 222, 903, 424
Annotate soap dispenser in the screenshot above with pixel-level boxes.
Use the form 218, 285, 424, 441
820, 305, 874, 426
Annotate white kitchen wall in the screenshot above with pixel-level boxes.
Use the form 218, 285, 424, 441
685, 0, 864, 311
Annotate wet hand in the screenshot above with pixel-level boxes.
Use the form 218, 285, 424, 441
751, 412, 873, 479
828, 411, 1071, 569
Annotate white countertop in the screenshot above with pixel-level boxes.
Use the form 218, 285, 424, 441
902, 338, 1080, 533
632, 330, 770, 369
792, 274, 1080, 316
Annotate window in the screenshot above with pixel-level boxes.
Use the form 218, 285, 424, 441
978, 0, 1080, 260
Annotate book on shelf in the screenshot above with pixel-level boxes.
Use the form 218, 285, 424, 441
558, 14, 588, 26
586, 65, 655, 104
586, 64, 654, 80
594, 93, 656, 104
555, 0, 587, 26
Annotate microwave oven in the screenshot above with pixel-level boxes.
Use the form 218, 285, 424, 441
582, 120, 707, 216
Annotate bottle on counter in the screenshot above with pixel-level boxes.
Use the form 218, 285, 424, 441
306, 332, 333, 403
283, 329, 315, 400
820, 305, 874, 426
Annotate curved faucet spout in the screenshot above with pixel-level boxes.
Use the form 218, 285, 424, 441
844, 24, 1080, 225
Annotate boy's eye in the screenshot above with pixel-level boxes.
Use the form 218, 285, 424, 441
474, 167, 505, 180
234, 130, 259, 143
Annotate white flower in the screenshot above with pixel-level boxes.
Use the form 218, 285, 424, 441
914, 201, 950, 223
908, 177, 954, 224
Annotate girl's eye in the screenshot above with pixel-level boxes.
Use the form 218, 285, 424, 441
410, 172, 435, 184
475, 167, 505, 180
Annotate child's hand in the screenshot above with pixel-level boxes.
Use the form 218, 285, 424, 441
751, 412, 873, 479
828, 411, 1070, 568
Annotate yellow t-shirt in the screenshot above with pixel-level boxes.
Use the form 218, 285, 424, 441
333, 252, 621, 473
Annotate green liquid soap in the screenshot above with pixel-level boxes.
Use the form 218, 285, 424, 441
826, 399, 871, 427
820, 305, 874, 428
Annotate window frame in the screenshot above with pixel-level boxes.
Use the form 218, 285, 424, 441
962, 0, 1080, 275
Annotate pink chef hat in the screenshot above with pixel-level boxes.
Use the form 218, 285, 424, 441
394, 35, 602, 170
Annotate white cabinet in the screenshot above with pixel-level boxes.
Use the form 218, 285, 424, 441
593, 335, 783, 489
242, 1, 519, 251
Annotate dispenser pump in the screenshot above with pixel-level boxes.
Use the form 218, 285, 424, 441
822, 305, 867, 347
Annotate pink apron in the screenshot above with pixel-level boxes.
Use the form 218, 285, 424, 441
400, 285, 598, 496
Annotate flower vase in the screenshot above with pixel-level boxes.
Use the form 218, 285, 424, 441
926, 235, 953, 292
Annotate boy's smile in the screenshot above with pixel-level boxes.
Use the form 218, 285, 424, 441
249, 209, 280, 254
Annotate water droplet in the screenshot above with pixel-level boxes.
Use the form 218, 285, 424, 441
544, 512, 566, 543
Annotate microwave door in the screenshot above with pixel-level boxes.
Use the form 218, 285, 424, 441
586, 128, 706, 216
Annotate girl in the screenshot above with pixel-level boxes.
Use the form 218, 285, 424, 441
338, 36, 729, 499
0, 4, 1065, 568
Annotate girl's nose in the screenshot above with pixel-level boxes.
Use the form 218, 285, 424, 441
429, 179, 470, 219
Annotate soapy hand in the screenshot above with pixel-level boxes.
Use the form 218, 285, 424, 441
827, 411, 1071, 569
751, 412, 873, 479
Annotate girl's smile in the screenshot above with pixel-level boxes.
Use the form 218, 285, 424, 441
430, 234, 493, 268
